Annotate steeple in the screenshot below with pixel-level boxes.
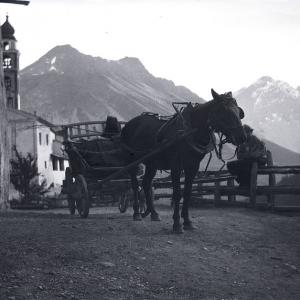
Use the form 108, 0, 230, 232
1, 15, 16, 40
1, 15, 20, 109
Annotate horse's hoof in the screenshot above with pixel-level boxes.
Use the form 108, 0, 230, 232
183, 222, 196, 231
151, 213, 161, 221
133, 213, 142, 221
141, 209, 151, 219
173, 224, 184, 234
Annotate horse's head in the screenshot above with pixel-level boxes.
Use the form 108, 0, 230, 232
208, 89, 246, 145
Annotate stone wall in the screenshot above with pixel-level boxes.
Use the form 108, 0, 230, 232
0, 30, 10, 210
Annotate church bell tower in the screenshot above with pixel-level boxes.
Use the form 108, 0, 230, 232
1, 15, 20, 110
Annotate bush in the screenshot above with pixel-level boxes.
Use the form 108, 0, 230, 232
10, 148, 51, 205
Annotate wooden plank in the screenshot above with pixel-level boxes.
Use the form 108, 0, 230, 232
69, 127, 73, 138
250, 162, 258, 207
193, 175, 236, 184
256, 186, 300, 194
196, 186, 250, 196
77, 125, 82, 137
68, 133, 102, 139
196, 182, 203, 200
61, 120, 126, 127
227, 177, 236, 203
197, 170, 228, 176
258, 168, 300, 175
190, 185, 300, 196
258, 165, 300, 170
85, 124, 89, 140
214, 181, 221, 207
266, 150, 276, 209
152, 175, 236, 188
272, 206, 300, 212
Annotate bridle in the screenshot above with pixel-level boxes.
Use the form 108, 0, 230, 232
202, 108, 244, 174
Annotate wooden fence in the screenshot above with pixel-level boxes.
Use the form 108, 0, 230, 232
152, 151, 300, 210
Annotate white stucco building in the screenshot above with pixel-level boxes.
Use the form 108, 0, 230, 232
8, 109, 68, 192
2, 16, 68, 197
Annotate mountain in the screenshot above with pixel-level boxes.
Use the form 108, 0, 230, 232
262, 139, 300, 165
20, 45, 204, 124
19, 45, 299, 165
234, 76, 300, 153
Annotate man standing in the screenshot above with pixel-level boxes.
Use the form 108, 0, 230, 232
227, 125, 267, 187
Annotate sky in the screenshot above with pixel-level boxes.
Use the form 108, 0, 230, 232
0, 0, 299, 99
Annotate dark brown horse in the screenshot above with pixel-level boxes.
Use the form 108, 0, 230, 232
121, 89, 246, 233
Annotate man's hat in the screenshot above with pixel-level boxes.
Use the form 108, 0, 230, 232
243, 124, 254, 133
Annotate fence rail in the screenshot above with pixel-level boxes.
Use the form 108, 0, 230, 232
152, 151, 300, 210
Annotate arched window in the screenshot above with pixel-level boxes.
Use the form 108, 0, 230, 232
3, 42, 10, 51
3, 56, 12, 69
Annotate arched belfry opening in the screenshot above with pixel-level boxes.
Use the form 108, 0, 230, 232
1, 15, 20, 110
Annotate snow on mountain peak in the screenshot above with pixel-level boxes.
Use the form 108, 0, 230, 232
234, 76, 300, 153
249, 76, 300, 106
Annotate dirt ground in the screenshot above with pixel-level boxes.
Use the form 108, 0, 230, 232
0, 203, 300, 300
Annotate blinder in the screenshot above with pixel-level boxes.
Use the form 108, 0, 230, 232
238, 107, 245, 119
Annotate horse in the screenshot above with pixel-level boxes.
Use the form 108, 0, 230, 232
120, 89, 246, 233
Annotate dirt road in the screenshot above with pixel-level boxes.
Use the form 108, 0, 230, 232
0, 205, 299, 300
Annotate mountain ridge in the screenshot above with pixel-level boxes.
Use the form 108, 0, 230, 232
19, 45, 300, 164
20, 44, 203, 124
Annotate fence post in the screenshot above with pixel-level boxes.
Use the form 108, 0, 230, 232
214, 180, 221, 207
266, 151, 276, 209
197, 182, 203, 201
227, 177, 235, 203
250, 162, 258, 208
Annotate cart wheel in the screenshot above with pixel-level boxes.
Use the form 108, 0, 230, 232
68, 195, 76, 215
118, 193, 129, 213
74, 175, 89, 218
65, 167, 75, 215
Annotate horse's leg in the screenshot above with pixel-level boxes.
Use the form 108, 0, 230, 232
141, 166, 160, 221
130, 171, 142, 221
181, 162, 200, 230
171, 168, 183, 234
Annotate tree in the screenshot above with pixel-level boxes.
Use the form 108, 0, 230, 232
10, 148, 50, 204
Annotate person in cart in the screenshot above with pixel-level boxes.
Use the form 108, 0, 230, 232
102, 116, 121, 138
227, 124, 267, 187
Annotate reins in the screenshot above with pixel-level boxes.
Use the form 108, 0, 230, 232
202, 129, 238, 177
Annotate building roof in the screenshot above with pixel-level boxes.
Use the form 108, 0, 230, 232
1, 15, 16, 41
7, 108, 58, 133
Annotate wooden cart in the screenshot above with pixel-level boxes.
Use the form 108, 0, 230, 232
61, 120, 137, 218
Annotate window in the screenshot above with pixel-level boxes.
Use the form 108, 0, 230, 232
3, 42, 10, 51
3, 56, 12, 69
44, 161, 47, 169
7, 97, 13, 108
4, 76, 11, 90
59, 158, 64, 171
46, 134, 49, 145
39, 133, 42, 145
52, 157, 58, 171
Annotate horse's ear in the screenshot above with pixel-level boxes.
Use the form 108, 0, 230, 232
227, 91, 232, 98
211, 89, 220, 99
238, 107, 245, 119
